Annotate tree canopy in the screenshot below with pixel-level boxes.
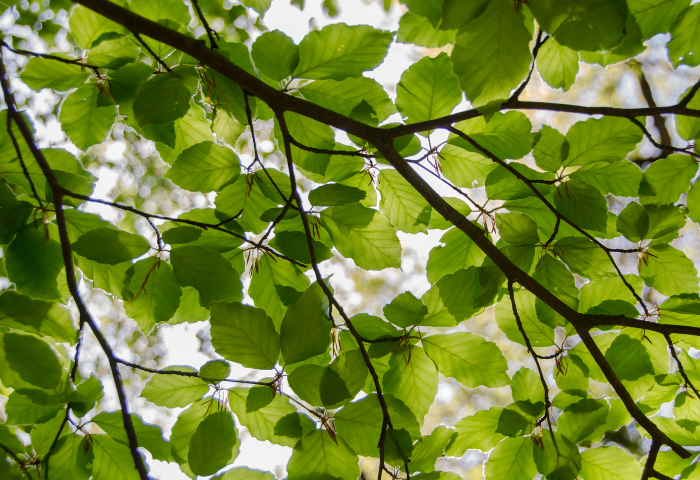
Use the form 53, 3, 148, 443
1, 0, 700, 479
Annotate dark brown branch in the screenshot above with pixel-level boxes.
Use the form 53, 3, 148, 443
541, 217, 560, 250
0, 56, 151, 480
447, 126, 648, 315
191, 0, 219, 49
628, 117, 699, 160
584, 315, 700, 337
276, 112, 393, 480
641, 440, 666, 480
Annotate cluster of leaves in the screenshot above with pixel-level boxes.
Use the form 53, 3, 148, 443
1, 0, 700, 479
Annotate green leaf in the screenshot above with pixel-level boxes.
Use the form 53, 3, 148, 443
308, 184, 366, 206
497, 212, 539, 246
215, 175, 277, 234
288, 364, 351, 408
170, 246, 243, 306
124, 257, 181, 334
533, 253, 579, 310
409, 426, 455, 472
72, 227, 150, 265
639, 154, 698, 205
252, 30, 299, 81
280, 283, 332, 365
300, 77, 396, 123
446, 407, 523, 455
397, 11, 456, 48
484, 437, 537, 480
555, 237, 617, 280
213, 468, 276, 480
0, 291, 75, 343
378, 169, 431, 234
564, 117, 642, 167
165, 142, 240, 193
286, 430, 360, 480
21, 57, 90, 91
45, 434, 92, 480
383, 345, 439, 425
140, 366, 209, 408
532, 430, 582, 480
530, 0, 628, 51
293, 23, 393, 80
640, 244, 699, 296
451, 111, 534, 161
69, 5, 122, 48
199, 360, 231, 384
426, 227, 487, 284
188, 411, 239, 476
335, 393, 419, 458
569, 160, 642, 197
485, 164, 554, 201
629, 0, 691, 39
91, 435, 141, 480
495, 289, 556, 347
534, 125, 568, 172
88, 36, 139, 69
554, 180, 609, 232
321, 203, 401, 270
91, 411, 172, 463
0, 332, 63, 389
229, 387, 314, 447
396, 52, 461, 124
438, 142, 495, 188
536, 38, 579, 91
59, 83, 116, 151
423, 332, 510, 388
422, 267, 483, 326
210, 302, 280, 370
451, 0, 532, 109
383, 291, 428, 328
6, 225, 63, 301
558, 398, 609, 442
249, 254, 309, 327
133, 66, 199, 127
668, 4, 700, 67
579, 446, 641, 480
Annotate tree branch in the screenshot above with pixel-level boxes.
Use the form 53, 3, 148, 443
665, 334, 700, 400
446, 126, 649, 315
115, 358, 272, 386
0, 55, 151, 480
276, 112, 393, 480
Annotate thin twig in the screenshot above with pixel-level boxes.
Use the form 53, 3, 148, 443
628, 117, 700, 159
509, 29, 547, 101
6, 111, 43, 209
276, 111, 394, 480
0, 39, 101, 75
191, 0, 219, 49
115, 357, 272, 386
0, 443, 35, 480
665, 334, 700, 399
132, 32, 171, 72
60, 192, 305, 267
507, 281, 558, 454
